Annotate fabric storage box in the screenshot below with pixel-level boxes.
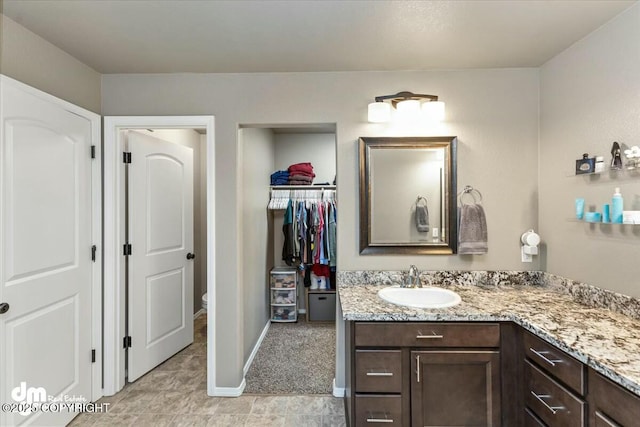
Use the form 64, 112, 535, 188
270, 267, 297, 289
307, 291, 336, 322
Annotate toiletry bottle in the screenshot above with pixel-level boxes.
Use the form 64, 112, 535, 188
612, 187, 624, 223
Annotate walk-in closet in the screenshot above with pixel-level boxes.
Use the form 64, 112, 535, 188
238, 124, 337, 395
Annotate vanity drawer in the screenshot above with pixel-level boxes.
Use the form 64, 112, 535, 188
524, 331, 585, 396
354, 322, 500, 348
354, 395, 402, 426
525, 360, 585, 427
355, 350, 402, 393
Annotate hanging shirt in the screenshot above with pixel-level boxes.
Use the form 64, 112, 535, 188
329, 202, 337, 267
282, 199, 295, 266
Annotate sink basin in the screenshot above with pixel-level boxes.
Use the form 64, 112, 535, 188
378, 286, 461, 309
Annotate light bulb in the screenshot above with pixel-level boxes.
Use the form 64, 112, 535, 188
367, 102, 391, 123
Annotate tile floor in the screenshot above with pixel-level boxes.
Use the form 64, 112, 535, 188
68, 315, 346, 426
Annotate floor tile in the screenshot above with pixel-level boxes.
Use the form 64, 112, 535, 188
214, 396, 256, 415
322, 414, 348, 427
133, 414, 175, 426
205, 414, 248, 426
169, 414, 214, 426
284, 414, 322, 427
321, 396, 345, 416
91, 414, 138, 426
286, 396, 325, 415
67, 413, 98, 426
250, 396, 289, 415
244, 414, 285, 427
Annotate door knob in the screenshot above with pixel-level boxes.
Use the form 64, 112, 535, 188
186, 253, 196, 260
0, 302, 9, 314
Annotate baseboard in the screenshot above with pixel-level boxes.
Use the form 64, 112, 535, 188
243, 320, 271, 376
332, 378, 345, 398
213, 379, 246, 397
193, 309, 205, 320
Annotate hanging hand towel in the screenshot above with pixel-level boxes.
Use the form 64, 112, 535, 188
415, 197, 429, 232
458, 204, 488, 254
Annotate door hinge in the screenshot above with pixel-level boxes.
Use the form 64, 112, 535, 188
91, 145, 96, 159
123, 243, 132, 256
91, 245, 97, 262
91, 349, 96, 363
123, 152, 132, 163
123, 336, 132, 349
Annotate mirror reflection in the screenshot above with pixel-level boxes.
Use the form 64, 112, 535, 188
359, 137, 457, 255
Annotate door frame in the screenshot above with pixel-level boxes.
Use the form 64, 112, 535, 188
0, 75, 103, 402
103, 116, 215, 396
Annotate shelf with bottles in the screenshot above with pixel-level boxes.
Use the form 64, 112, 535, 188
566, 166, 640, 178
569, 218, 640, 226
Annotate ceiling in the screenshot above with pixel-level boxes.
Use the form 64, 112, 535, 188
3, 0, 635, 74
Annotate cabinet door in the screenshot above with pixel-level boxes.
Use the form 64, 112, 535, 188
411, 350, 501, 427
588, 370, 640, 427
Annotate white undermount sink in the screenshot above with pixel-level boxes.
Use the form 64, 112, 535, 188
378, 286, 461, 309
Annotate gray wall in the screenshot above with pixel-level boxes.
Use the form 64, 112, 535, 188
239, 128, 275, 363
0, 14, 101, 112
539, 3, 640, 297
101, 68, 540, 387
274, 133, 336, 184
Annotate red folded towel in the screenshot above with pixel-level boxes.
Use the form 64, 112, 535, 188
288, 162, 315, 177
289, 174, 313, 182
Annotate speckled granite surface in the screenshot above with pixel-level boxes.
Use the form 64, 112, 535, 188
337, 270, 640, 397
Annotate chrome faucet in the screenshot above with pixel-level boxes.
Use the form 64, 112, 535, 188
402, 265, 422, 288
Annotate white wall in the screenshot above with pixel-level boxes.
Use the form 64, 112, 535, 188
274, 133, 336, 184
0, 15, 101, 112
539, 3, 640, 297
102, 68, 540, 388
239, 128, 275, 363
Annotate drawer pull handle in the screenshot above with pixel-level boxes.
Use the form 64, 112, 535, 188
529, 348, 563, 367
416, 355, 421, 383
366, 418, 394, 423
416, 331, 444, 339
530, 391, 565, 414
366, 371, 393, 377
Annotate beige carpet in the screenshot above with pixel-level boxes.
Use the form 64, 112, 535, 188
244, 320, 335, 394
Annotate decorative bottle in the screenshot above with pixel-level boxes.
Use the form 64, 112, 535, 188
612, 187, 624, 224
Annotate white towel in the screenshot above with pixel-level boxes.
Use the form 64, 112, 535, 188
458, 204, 488, 254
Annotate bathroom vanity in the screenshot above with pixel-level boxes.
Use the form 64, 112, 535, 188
339, 272, 640, 427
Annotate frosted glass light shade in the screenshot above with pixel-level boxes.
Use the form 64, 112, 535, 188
422, 101, 445, 122
396, 99, 421, 115
368, 102, 391, 123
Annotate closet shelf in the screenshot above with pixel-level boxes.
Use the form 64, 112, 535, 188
270, 185, 336, 190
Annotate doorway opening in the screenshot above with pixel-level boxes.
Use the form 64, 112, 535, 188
238, 123, 338, 395
103, 116, 215, 397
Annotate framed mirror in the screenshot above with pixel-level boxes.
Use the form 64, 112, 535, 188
359, 136, 457, 255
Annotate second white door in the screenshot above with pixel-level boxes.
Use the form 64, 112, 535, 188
126, 130, 194, 382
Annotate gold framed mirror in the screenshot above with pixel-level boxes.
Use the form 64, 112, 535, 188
359, 136, 458, 255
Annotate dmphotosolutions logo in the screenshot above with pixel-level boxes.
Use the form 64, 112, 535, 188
11, 382, 46, 415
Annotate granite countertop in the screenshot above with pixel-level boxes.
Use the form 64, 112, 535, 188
339, 280, 640, 397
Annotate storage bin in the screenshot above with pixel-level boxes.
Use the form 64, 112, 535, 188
271, 289, 296, 304
307, 291, 336, 322
271, 305, 297, 322
270, 267, 297, 289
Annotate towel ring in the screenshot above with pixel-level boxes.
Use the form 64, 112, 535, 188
458, 185, 483, 205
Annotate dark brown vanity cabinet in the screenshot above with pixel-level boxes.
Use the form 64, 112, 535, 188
522, 331, 587, 427
588, 369, 640, 427
411, 350, 501, 426
347, 322, 501, 427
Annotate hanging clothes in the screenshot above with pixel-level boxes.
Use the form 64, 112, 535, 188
282, 199, 296, 266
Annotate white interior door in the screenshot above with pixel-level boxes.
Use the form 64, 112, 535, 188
0, 78, 94, 426
127, 130, 194, 382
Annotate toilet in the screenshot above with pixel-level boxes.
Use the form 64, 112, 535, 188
201, 293, 208, 311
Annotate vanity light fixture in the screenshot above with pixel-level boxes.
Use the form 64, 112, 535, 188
367, 91, 445, 123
